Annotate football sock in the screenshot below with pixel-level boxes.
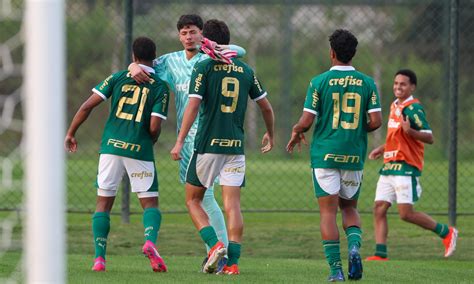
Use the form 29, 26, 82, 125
92, 212, 110, 259
227, 241, 241, 266
199, 226, 219, 249
433, 223, 449, 238
345, 226, 362, 250
374, 243, 388, 258
143, 207, 161, 243
202, 185, 229, 252
322, 240, 342, 274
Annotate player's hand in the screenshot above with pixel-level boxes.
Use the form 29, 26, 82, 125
129, 62, 150, 84
170, 141, 184, 161
200, 38, 236, 64
64, 135, 78, 153
286, 131, 307, 154
368, 148, 383, 160
261, 132, 274, 153
401, 115, 411, 133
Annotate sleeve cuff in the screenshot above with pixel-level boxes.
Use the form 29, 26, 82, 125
253, 92, 267, 102
92, 88, 107, 100
151, 113, 167, 120
188, 94, 203, 100
368, 108, 382, 113
303, 108, 317, 115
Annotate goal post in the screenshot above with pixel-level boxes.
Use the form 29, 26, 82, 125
24, 0, 66, 282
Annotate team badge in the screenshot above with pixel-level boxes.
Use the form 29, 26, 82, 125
395, 107, 401, 117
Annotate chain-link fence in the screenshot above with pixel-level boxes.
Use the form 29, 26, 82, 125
1, 0, 473, 216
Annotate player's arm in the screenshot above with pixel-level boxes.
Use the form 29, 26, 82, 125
128, 62, 150, 84
287, 80, 318, 153
64, 93, 104, 152
221, 44, 246, 57
286, 111, 314, 153
367, 111, 382, 132
368, 144, 385, 160
170, 97, 201, 160
401, 116, 434, 144
256, 97, 275, 153
129, 55, 167, 85
150, 117, 163, 144
171, 62, 206, 160
401, 104, 434, 144
150, 82, 170, 144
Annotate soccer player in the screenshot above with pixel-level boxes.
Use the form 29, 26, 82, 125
365, 69, 458, 261
286, 29, 382, 281
170, 19, 274, 275
129, 15, 246, 269
64, 37, 169, 272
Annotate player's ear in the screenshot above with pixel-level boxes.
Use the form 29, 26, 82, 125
330, 48, 336, 60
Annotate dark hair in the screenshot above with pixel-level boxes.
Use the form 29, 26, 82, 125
329, 29, 358, 64
177, 14, 203, 31
395, 69, 417, 86
202, 19, 230, 45
132, 36, 156, 62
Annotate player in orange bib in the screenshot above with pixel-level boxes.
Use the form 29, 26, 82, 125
365, 69, 458, 261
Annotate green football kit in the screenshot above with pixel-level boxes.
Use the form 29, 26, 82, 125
303, 66, 381, 170
93, 66, 169, 162
185, 58, 267, 187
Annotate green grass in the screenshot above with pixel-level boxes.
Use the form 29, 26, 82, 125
2, 153, 473, 214
1, 212, 473, 283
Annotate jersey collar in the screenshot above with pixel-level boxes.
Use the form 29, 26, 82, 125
394, 95, 414, 105
138, 64, 155, 74
330, 65, 356, 71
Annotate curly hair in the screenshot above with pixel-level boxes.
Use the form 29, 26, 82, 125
329, 29, 358, 64
132, 36, 156, 62
395, 69, 417, 85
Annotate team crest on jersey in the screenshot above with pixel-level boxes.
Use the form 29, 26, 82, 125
395, 107, 402, 117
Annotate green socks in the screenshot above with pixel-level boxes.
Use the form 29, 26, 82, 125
227, 241, 241, 266
199, 226, 219, 248
375, 243, 388, 258
345, 226, 362, 250
92, 212, 110, 259
322, 240, 342, 274
143, 208, 162, 243
433, 223, 449, 238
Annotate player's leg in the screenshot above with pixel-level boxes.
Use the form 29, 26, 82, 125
395, 176, 457, 257
312, 168, 344, 281
202, 185, 229, 249
202, 185, 228, 273
126, 158, 166, 272
221, 185, 242, 275
338, 169, 364, 280
181, 144, 228, 254
218, 154, 245, 275
366, 175, 394, 261
186, 152, 226, 273
92, 154, 125, 271
92, 196, 115, 271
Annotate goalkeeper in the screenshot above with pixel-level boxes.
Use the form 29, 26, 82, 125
129, 14, 245, 272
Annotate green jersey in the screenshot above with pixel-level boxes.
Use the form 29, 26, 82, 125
303, 66, 381, 170
93, 65, 169, 161
188, 58, 267, 154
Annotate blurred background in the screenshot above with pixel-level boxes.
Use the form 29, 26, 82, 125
1, 0, 472, 217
